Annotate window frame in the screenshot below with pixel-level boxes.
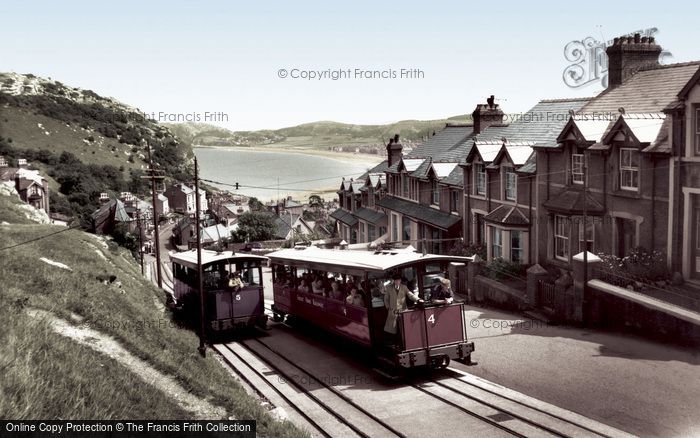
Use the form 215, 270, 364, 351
431, 179, 440, 206
504, 167, 517, 201
450, 190, 458, 213
491, 227, 503, 259
475, 163, 486, 196
571, 153, 584, 185
619, 148, 639, 191
554, 215, 570, 261
510, 230, 524, 264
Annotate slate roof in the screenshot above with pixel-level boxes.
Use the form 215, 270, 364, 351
378, 196, 461, 230
542, 190, 605, 215
353, 207, 387, 225
91, 199, 131, 223
580, 62, 700, 114
441, 165, 464, 186
476, 98, 590, 149
516, 153, 537, 174
406, 124, 475, 159
483, 205, 530, 226
330, 208, 358, 227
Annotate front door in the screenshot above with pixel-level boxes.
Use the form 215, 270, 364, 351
616, 218, 636, 257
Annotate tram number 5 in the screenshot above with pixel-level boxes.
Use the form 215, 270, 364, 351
235, 294, 242, 301
427, 313, 436, 324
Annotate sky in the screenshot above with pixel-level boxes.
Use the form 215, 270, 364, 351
2, 0, 699, 131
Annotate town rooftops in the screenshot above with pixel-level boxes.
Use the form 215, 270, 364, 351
580, 61, 700, 114
378, 196, 461, 231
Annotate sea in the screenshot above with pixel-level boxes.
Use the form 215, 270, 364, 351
194, 147, 382, 202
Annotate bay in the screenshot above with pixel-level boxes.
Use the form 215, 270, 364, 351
194, 147, 382, 202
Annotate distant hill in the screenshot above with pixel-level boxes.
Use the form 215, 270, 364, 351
0, 72, 194, 218
166, 115, 473, 151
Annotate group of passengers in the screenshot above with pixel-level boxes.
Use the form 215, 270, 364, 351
276, 270, 366, 307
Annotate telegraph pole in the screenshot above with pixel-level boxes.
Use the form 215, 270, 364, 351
136, 209, 144, 275
582, 158, 589, 291
142, 140, 164, 289
194, 156, 206, 357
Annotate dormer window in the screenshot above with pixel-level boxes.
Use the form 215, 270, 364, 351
402, 173, 409, 198
504, 167, 516, 201
431, 180, 440, 205
475, 164, 486, 195
572, 153, 584, 185
620, 148, 639, 191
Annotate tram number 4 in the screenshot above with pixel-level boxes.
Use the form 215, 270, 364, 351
427, 314, 436, 324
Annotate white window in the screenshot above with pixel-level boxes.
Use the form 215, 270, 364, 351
620, 148, 639, 190
511, 230, 524, 264
578, 219, 594, 253
572, 154, 584, 184
475, 164, 486, 195
492, 228, 503, 259
555, 215, 569, 261
695, 106, 700, 155
504, 167, 516, 201
432, 180, 440, 205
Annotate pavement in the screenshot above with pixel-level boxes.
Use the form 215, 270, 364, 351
454, 304, 700, 438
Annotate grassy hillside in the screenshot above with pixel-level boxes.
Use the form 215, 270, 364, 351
168, 115, 472, 150
0, 194, 304, 435
0, 72, 195, 219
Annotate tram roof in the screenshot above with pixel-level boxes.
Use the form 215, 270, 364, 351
170, 249, 268, 269
267, 246, 474, 273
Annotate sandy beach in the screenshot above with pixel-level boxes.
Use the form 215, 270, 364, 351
194, 145, 384, 166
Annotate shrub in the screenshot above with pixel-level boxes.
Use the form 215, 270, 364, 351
484, 258, 526, 281
449, 241, 486, 260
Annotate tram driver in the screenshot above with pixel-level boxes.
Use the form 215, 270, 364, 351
383, 273, 422, 345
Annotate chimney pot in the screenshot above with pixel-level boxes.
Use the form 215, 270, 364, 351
394, 134, 400, 142
634, 33, 641, 43
613, 37, 619, 45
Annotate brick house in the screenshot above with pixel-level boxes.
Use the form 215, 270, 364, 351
462, 98, 589, 264
534, 35, 700, 279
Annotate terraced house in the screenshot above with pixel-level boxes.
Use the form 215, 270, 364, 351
332, 161, 388, 245
535, 35, 700, 283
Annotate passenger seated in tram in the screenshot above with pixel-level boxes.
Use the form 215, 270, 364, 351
345, 286, 365, 307
431, 278, 454, 304
383, 273, 423, 344
312, 275, 325, 294
228, 272, 243, 291
298, 278, 311, 293
329, 281, 344, 300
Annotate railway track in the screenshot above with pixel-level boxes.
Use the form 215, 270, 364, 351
213, 340, 405, 438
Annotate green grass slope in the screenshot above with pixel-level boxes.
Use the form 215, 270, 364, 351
0, 195, 305, 436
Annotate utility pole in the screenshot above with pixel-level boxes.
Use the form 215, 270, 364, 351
194, 156, 206, 357
141, 140, 165, 289
582, 157, 588, 293
136, 209, 144, 275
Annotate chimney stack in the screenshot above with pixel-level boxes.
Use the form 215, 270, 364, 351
606, 33, 662, 89
17, 158, 28, 169
472, 96, 505, 134
0, 156, 7, 168
386, 134, 403, 167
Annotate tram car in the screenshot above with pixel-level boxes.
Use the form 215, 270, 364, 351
170, 249, 269, 331
267, 246, 475, 369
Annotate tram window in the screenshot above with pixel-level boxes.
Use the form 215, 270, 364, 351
367, 274, 390, 308
422, 273, 446, 300
425, 263, 442, 274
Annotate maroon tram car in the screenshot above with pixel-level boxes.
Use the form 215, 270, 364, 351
267, 247, 475, 369
170, 250, 269, 331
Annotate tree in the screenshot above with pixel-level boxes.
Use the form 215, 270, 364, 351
248, 197, 265, 212
233, 212, 276, 242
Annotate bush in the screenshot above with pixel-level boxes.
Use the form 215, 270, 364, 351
597, 247, 670, 283
484, 258, 526, 281
449, 241, 487, 260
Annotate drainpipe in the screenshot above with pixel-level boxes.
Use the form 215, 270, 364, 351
466, 168, 472, 244
651, 158, 656, 251
528, 175, 533, 264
